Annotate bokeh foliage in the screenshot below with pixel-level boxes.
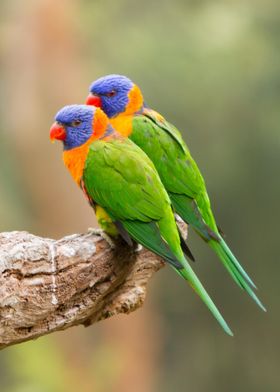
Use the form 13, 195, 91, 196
0, 0, 279, 391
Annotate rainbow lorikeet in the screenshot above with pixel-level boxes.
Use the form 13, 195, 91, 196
86, 74, 265, 312
50, 104, 232, 335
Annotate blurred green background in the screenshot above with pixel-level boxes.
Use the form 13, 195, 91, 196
0, 0, 279, 391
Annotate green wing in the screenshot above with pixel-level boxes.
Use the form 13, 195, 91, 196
132, 109, 265, 310
132, 110, 204, 199
132, 110, 218, 232
83, 138, 234, 334
83, 139, 236, 334
84, 138, 170, 222
83, 138, 183, 269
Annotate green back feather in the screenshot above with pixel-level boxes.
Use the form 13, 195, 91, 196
130, 109, 265, 310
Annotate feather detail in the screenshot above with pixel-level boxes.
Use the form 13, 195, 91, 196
63, 144, 91, 184
110, 85, 144, 137
63, 108, 110, 184
110, 115, 133, 137
125, 85, 144, 115
93, 108, 109, 137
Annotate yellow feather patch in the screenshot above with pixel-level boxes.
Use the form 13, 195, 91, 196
125, 85, 143, 115
93, 107, 109, 137
95, 205, 118, 236
149, 108, 165, 122
109, 84, 144, 137
110, 115, 133, 137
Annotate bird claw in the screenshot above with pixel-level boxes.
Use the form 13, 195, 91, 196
87, 227, 116, 249
134, 244, 143, 253
175, 214, 188, 238
175, 213, 184, 224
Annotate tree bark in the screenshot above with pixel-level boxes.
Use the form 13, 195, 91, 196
0, 231, 164, 350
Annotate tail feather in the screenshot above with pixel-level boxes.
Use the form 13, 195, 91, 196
170, 192, 265, 309
220, 237, 256, 289
177, 256, 233, 336
209, 239, 266, 312
122, 218, 233, 335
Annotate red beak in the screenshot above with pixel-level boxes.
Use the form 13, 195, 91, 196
49, 122, 66, 142
86, 93, 102, 107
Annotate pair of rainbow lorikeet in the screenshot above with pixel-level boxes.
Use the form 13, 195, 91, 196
50, 74, 265, 335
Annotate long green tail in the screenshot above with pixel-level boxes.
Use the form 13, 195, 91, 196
176, 256, 233, 336
122, 219, 233, 335
209, 238, 266, 311
170, 193, 266, 312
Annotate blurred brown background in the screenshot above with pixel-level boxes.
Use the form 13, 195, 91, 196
0, 0, 279, 391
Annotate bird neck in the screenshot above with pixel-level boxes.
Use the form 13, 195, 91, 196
124, 84, 144, 116
63, 132, 98, 185
109, 85, 144, 137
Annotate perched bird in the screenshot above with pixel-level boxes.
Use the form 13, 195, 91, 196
86, 74, 265, 311
50, 104, 233, 335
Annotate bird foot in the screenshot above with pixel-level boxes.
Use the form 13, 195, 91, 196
87, 227, 116, 249
175, 213, 184, 224
134, 244, 143, 253
175, 214, 188, 239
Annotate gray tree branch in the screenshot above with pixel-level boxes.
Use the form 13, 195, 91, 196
0, 230, 166, 350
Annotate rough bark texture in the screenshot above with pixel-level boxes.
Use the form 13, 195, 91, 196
0, 231, 165, 350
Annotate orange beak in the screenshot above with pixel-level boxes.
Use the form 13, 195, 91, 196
86, 93, 102, 107
49, 122, 66, 142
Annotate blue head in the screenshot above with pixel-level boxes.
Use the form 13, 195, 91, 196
50, 105, 110, 150
87, 74, 143, 118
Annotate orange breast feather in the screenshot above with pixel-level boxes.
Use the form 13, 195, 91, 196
63, 143, 90, 185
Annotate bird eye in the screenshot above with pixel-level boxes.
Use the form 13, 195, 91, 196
71, 120, 81, 127
105, 90, 116, 98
